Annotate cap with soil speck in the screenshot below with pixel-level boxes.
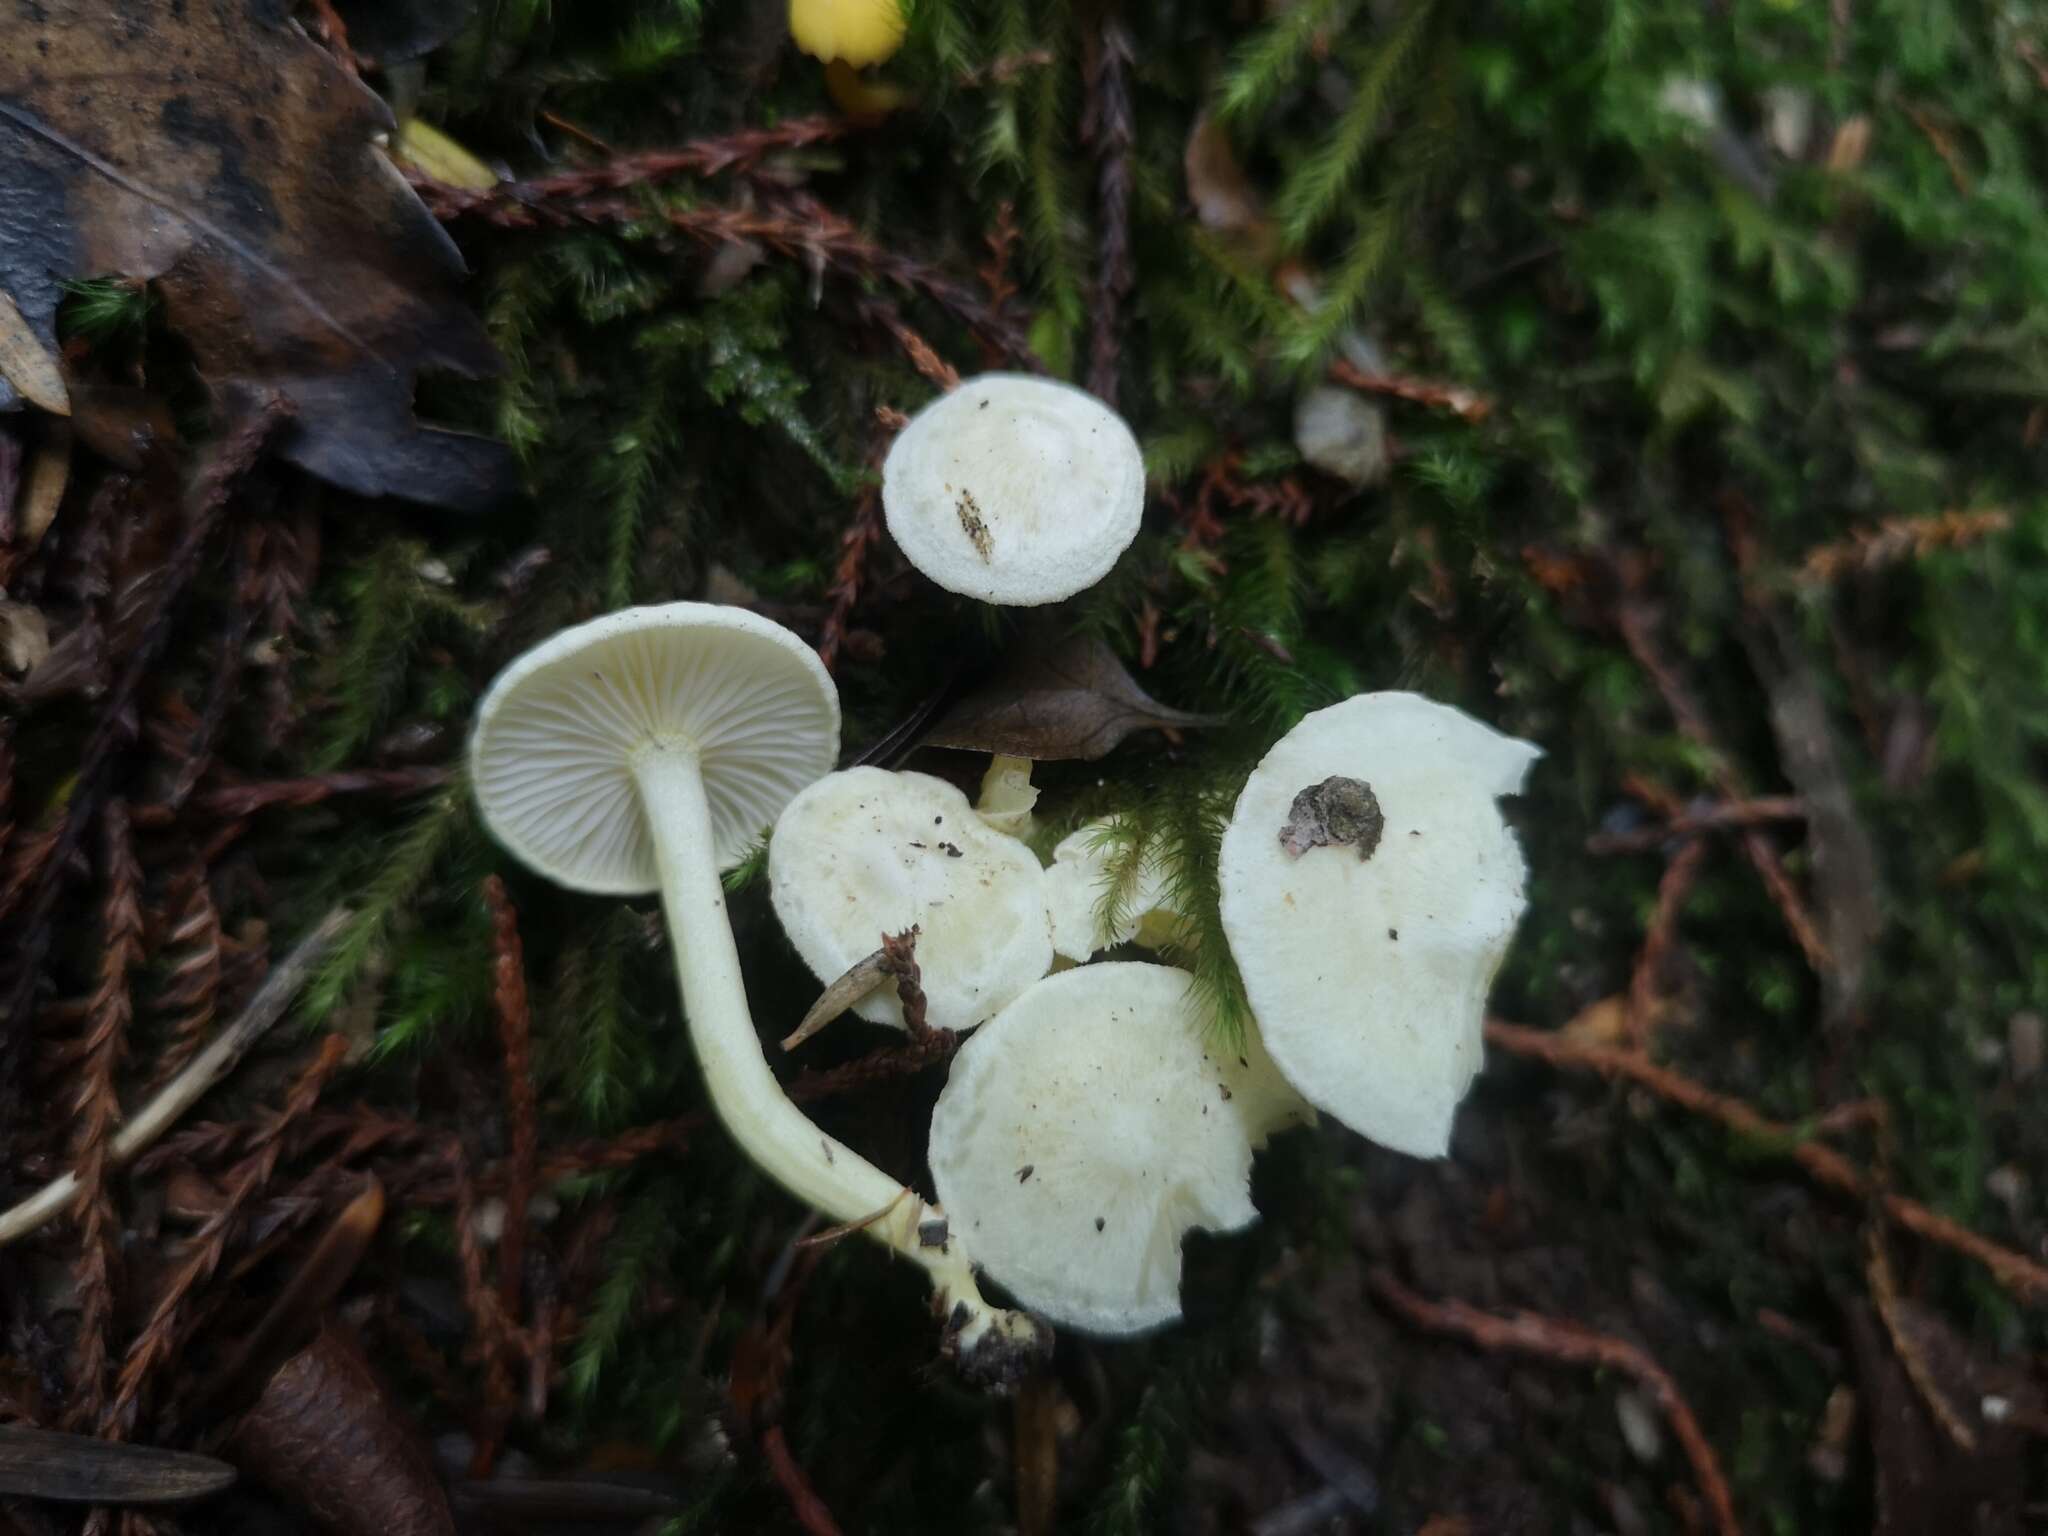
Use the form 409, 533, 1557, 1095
882, 373, 1144, 606
1218, 692, 1540, 1159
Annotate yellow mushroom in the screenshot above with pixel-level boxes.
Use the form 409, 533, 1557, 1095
789, 0, 907, 68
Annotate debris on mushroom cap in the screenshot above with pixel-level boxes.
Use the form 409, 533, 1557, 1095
881, 374, 1145, 606
975, 754, 1040, 841
1217, 692, 1540, 1160
788, 0, 907, 68
928, 963, 1280, 1335
769, 767, 1053, 1033
470, 603, 840, 895
1043, 819, 1178, 962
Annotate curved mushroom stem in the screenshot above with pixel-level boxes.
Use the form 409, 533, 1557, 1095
634, 745, 1049, 1386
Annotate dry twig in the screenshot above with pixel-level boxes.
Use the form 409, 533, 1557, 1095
1368, 1269, 1740, 1536
1328, 357, 1493, 422
0, 910, 348, 1246
482, 878, 539, 1335
1611, 574, 1829, 970
1484, 1020, 2048, 1301
1626, 835, 1707, 1051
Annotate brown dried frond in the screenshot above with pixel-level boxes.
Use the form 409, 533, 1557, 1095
816, 483, 886, 675
1082, 16, 1135, 406
104, 1033, 347, 1437
1798, 508, 2010, 585
148, 864, 222, 1088
68, 801, 145, 1428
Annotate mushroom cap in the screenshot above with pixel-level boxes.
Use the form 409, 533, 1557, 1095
768, 767, 1052, 1033
929, 963, 1265, 1335
471, 603, 840, 895
881, 374, 1145, 606
1217, 693, 1540, 1159
789, 0, 906, 67
1043, 818, 1175, 962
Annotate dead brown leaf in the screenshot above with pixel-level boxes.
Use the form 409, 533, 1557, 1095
227, 1318, 456, 1536
1, 1, 508, 509
923, 633, 1222, 761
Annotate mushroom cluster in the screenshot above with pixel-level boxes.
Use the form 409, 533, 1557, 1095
914, 692, 1538, 1337
469, 369, 1538, 1367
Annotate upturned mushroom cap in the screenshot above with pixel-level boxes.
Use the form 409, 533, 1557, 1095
929, 963, 1271, 1335
769, 767, 1052, 1033
471, 604, 840, 895
1043, 819, 1177, 962
1217, 693, 1539, 1159
881, 374, 1145, 606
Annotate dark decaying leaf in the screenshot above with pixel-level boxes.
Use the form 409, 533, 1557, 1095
922, 633, 1222, 761
0, 1425, 235, 1504
226, 1318, 455, 1536
0, 0, 509, 510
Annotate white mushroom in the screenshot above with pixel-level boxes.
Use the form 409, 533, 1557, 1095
1217, 692, 1540, 1159
882, 373, 1145, 606
769, 767, 1052, 1033
470, 604, 1046, 1382
929, 963, 1293, 1335
1042, 818, 1178, 962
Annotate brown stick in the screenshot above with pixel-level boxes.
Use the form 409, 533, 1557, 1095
1368, 1269, 1740, 1536
1611, 588, 1830, 970
1585, 797, 1805, 855
1483, 1020, 2048, 1301
482, 878, 538, 1335
761, 1425, 844, 1536
1328, 357, 1493, 422
1626, 836, 1707, 1051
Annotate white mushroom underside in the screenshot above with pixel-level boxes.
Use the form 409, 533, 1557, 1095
471, 605, 839, 894
929, 963, 1262, 1335
1043, 818, 1175, 962
1217, 693, 1540, 1159
769, 768, 1052, 1033
881, 374, 1145, 606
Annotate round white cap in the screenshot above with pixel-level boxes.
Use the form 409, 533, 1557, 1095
881, 374, 1145, 606
471, 603, 840, 895
1217, 693, 1540, 1159
768, 767, 1052, 1033
928, 963, 1268, 1335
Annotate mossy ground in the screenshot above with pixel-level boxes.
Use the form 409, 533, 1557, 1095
19, 0, 2048, 1530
